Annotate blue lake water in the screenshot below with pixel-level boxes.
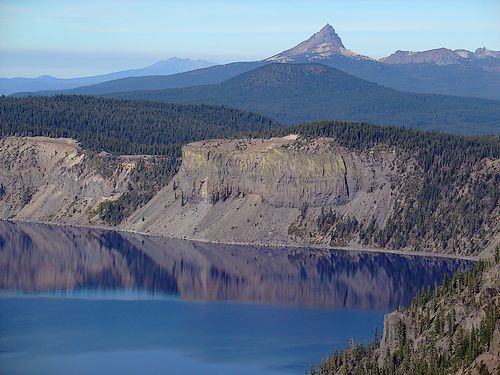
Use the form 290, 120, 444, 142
0, 221, 473, 375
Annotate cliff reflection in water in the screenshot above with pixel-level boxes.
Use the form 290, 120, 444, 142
0, 221, 472, 310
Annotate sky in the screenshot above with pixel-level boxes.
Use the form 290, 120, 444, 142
0, 0, 499, 78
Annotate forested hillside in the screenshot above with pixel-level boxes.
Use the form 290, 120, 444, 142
265, 121, 500, 254
309, 256, 500, 375
0, 95, 280, 157
105, 63, 500, 135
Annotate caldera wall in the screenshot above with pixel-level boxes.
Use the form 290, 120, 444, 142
122, 135, 408, 247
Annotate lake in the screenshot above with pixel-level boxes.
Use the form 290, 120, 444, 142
0, 221, 473, 375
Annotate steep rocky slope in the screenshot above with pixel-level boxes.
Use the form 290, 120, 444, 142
1, 130, 498, 257
267, 24, 372, 62
122, 135, 409, 247
122, 133, 499, 256
0, 136, 167, 225
310, 259, 500, 375
379, 261, 499, 374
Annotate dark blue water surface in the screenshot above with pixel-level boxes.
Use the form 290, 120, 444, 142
0, 221, 473, 375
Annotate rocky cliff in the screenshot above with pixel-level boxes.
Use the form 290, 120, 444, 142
309, 260, 500, 375
1, 135, 498, 256
378, 262, 499, 374
379, 261, 499, 374
0, 136, 161, 225
122, 135, 410, 248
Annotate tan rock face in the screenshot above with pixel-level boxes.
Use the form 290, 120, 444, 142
179, 137, 357, 208
3, 135, 495, 255
122, 136, 409, 247
0, 137, 141, 225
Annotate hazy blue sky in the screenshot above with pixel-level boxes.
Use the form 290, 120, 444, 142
1, 0, 499, 77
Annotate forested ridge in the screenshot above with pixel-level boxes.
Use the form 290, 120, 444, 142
309, 255, 500, 375
0, 95, 280, 157
105, 63, 500, 135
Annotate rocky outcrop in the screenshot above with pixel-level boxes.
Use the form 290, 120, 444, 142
378, 261, 500, 374
0, 136, 153, 225
122, 135, 408, 247
309, 260, 499, 375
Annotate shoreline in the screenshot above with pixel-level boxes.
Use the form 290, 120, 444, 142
2, 217, 479, 262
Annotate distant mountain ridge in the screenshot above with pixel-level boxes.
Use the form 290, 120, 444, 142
381, 47, 500, 69
17, 24, 500, 100
266, 23, 500, 70
0, 57, 216, 95
106, 63, 500, 135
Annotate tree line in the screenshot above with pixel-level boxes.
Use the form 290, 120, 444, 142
0, 95, 281, 157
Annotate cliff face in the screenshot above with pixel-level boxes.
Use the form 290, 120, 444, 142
0, 137, 148, 225
122, 136, 409, 247
1, 135, 497, 255
177, 135, 391, 209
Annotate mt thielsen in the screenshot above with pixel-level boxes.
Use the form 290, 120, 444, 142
6, 24, 500, 100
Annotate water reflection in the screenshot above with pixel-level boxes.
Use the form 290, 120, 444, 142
0, 220, 472, 310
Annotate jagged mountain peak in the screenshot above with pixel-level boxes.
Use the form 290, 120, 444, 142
311, 24, 345, 49
266, 24, 371, 62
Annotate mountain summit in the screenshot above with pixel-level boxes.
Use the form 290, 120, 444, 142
266, 24, 371, 62
379, 48, 464, 65
380, 47, 500, 65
